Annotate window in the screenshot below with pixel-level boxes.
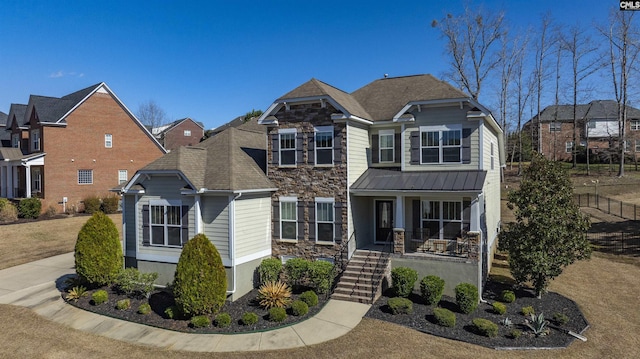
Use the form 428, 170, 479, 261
379, 130, 394, 162
421, 200, 462, 239
550, 122, 562, 132
316, 198, 334, 242
118, 170, 128, 185
31, 129, 40, 151
279, 129, 296, 166
632, 120, 640, 131
587, 121, 596, 129
624, 140, 631, 152
105, 134, 112, 148
420, 125, 461, 164
78, 170, 93, 184
183, 130, 191, 136
32, 167, 41, 193
315, 126, 333, 165
150, 204, 182, 247
280, 198, 297, 240
635, 140, 640, 152
565, 142, 573, 153
12, 133, 19, 148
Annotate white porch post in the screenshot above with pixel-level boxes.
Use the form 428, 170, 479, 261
194, 195, 203, 234
24, 163, 31, 198
395, 195, 404, 229
470, 197, 481, 232
9, 164, 16, 198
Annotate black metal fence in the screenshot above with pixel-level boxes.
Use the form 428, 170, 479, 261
588, 232, 640, 256
575, 193, 640, 221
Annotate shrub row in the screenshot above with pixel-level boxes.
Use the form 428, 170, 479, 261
258, 257, 336, 294
83, 195, 120, 214
0, 197, 42, 221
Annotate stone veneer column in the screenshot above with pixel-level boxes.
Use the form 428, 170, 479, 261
467, 231, 481, 262
393, 228, 405, 254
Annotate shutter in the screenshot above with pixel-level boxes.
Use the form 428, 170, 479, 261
371, 134, 379, 163
410, 131, 420, 165
181, 205, 189, 245
462, 128, 472, 164
297, 201, 305, 240
333, 128, 342, 165
308, 132, 315, 164
308, 201, 316, 241
272, 201, 280, 239
394, 133, 402, 163
296, 132, 304, 164
334, 201, 343, 243
142, 205, 150, 246
412, 200, 421, 234
271, 133, 279, 166
462, 198, 471, 232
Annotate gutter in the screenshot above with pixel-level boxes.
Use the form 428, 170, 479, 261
226, 191, 243, 296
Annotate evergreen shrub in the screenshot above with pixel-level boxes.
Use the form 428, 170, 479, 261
391, 267, 418, 297
420, 275, 445, 305
433, 307, 456, 327
74, 212, 123, 286
18, 197, 41, 219
455, 283, 479, 314
258, 258, 282, 285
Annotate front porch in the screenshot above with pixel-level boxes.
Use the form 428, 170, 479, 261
0, 149, 45, 200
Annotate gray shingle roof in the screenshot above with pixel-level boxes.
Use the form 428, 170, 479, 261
211, 116, 266, 136
535, 100, 640, 122
140, 127, 273, 191
7, 104, 28, 127
0, 111, 7, 126
351, 168, 487, 192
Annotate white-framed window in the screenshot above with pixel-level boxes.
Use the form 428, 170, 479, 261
635, 140, 640, 152
78, 169, 93, 184
280, 197, 297, 240
631, 120, 640, 131
315, 126, 333, 165
105, 134, 112, 148
420, 125, 461, 164
279, 128, 296, 166
11, 133, 19, 148
565, 142, 573, 153
379, 129, 394, 162
184, 129, 191, 136
490, 141, 495, 170
150, 201, 182, 247
32, 167, 42, 193
315, 197, 335, 242
587, 120, 596, 129
31, 129, 40, 151
118, 170, 128, 185
421, 200, 462, 240
550, 122, 562, 132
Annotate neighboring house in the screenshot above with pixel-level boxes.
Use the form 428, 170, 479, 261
0, 83, 166, 212
152, 118, 204, 151
0, 111, 9, 147
527, 100, 640, 161
207, 114, 265, 138
121, 123, 275, 300
258, 74, 505, 297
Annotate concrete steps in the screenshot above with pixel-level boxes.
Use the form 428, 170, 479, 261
331, 250, 389, 304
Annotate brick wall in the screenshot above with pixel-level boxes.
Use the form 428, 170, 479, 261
162, 119, 204, 151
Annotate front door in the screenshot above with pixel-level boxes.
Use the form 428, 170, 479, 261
375, 200, 394, 243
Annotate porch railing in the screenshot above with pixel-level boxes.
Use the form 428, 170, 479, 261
406, 228, 473, 257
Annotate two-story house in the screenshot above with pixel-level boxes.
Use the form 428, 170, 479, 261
0, 83, 166, 212
152, 118, 205, 151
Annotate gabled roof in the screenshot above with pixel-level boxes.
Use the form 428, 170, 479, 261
0, 147, 44, 162
0, 111, 7, 126
534, 100, 640, 123
351, 74, 469, 122
153, 118, 205, 136
6, 104, 28, 128
210, 115, 266, 136
137, 127, 274, 192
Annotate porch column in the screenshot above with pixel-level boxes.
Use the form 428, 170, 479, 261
470, 197, 481, 232
395, 195, 404, 229
9, 165, 16, 198
393, 228, 405, 254
24, 163, 31, 198
194, 195, 203, 234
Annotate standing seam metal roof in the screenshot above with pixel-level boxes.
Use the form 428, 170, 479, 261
350, 168, 487, 192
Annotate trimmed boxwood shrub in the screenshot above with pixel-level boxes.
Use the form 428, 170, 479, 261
284, 258, 310, 287
138, 303, 152, 315
391, 267, 418, 297
493, 302, 507, 315
473, 318, 498, 337
308, 260, 335, 294
115, 268, 158, 299
173, 234, 227, 316
268, 307, 287, 322
387, 297, 413, 315
83, 196, 101, 214
75, 212, 123, 286
299, 290, 318, 307
215, 313, 232, 328
258, 258, 282, 285
500, 290, 516, 303
116, 298, 131, 310
455, 283, 479, 314
91, 290, 108, 305
101, 196, 120, 214
18, 197, 41, 219
420, 275, 445, 305
241, 312, 259, 325
190, 315, 211, 328
433, 307, 456, 327
290, 300, 309, 316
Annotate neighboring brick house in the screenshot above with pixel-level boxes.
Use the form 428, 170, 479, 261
0, 82, 166, 212
152, 118, 204, 151
0, 111, 8, 147
527, 100, 640, 161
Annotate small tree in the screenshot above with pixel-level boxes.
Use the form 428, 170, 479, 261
74, 212, 123, 286
499, 153, 591, 298
173, 234, 227, 316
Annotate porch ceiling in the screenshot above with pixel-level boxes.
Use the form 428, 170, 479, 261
350, 168, 487, 193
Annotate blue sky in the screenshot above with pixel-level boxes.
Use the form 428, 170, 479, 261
0, 0, 619, 130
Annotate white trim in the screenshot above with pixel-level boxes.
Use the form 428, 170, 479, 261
279, 197, 298, 241
314, 125, 334, 165
278, 128, 297, 134
235, 248, 272, 266
478, 121, 484, 171
137, 253, 180, 264
315, 197, 335, 243
228, 195, 235, 266
419, 124, 463, 164
378, 129, 395, 163
401, 124, 406, 171
149, 199, 181, 206
278, 129, 297, 166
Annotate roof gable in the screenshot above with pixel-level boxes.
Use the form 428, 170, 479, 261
6, 104, 28, 128
535, 100, 640, 122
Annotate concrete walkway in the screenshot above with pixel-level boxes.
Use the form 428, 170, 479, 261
0, 253, 371, 352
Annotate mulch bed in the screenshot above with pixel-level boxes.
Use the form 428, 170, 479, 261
365, 280, 589, 349
67, 285, 329, 334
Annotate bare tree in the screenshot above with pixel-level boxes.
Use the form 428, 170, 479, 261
513, 38, 533, 176
432, 3, 505, 101
136, 100, 169, 131
560, 25, 602, 168
532, 14, 555, 153
599, 11, 640, 177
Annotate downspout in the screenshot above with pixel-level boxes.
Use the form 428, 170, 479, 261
226, 192, 243, 296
